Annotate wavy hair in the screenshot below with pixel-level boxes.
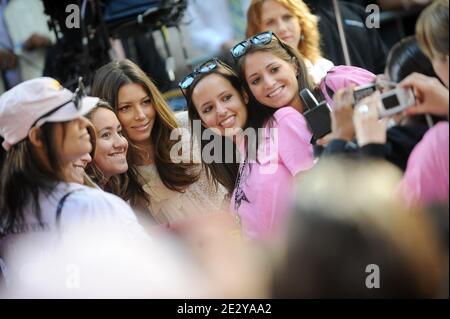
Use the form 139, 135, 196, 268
91, 59, 199, 194
246, 0, 323, 63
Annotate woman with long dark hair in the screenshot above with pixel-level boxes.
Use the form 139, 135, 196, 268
182, 57, 314, 240
0, 77, 145, 273
92, 59, 227, 225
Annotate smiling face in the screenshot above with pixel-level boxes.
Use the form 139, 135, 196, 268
116, 83, 156, 146
260, 0, 302, 50
191, 73, 248, 138
90, 107, 129, 180
68, 153, 92, 184
244, 50, 302, 111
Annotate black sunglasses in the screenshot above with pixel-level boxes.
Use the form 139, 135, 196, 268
230, 31, 290, 60
31, 77, 86, 128
179, 59, 224, 92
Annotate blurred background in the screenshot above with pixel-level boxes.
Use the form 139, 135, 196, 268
0, 0, 432, 110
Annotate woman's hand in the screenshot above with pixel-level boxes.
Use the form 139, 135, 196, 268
317, 88, 355, 146
400, 73, 449, 117
353, 93, 388, 147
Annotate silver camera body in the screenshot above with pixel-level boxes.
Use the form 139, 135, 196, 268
378, 87, 416, 117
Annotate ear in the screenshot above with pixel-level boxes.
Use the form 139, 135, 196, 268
242, 90, 249, 104
28, 127, 45, 148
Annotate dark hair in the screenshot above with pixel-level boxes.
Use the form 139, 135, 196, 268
386, 36, 444, 125
0, 136, 5, 171
184, 62, 243, 193
234, 37, 316, 159
92, 59, 199, 194
386, 36, 438, 83
0, 123, 66, 235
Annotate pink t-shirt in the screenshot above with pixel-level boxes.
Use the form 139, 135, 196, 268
230, 107, 315, 240
398, 121, 449, 206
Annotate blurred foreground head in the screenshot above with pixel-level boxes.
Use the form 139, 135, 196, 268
272, 159, 447, 298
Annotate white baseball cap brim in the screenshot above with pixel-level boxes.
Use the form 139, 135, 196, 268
35, 96, 100, 128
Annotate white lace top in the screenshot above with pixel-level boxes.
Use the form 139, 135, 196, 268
136, 112, 229, 224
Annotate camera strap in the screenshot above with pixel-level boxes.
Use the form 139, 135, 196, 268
55, 189, 82, 228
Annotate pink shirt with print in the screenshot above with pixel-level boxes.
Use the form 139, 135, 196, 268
230, 107, 315, 240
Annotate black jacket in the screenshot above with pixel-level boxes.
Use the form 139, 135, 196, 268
304, 0, 387, 74
321, 123, 431, 171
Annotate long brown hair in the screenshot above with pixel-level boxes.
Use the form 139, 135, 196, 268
91, 59, 199, 193
184, 62, 243, 194
235, 35, 315, 111
0, 123, 67, 235
233, 36, 315, 163
246, 0, 323, 63
85, 100, 148, 205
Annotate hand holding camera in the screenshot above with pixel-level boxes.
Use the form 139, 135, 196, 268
301, 77, 417, 145
317, 88, 355, 146
353, 93, 389, 147
353, 77, 416, 118
399, 73, 449, 117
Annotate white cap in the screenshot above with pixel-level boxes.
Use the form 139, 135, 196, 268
0, 77, 99, 151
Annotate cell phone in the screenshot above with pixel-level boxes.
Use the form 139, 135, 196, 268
378, 87, 416, 117
353, 83, 377, 106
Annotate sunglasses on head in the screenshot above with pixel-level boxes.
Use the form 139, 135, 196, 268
179, 59, 231, 97
31, 77, 86, 128
230, 31, 290, 60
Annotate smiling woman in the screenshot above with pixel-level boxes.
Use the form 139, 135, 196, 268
234, 31, 314, 114
85, 100, 137, 200
182, 58, 315, 240
0, 78, 146, 275
246, 0, 334, 83
92, 60, 228, 224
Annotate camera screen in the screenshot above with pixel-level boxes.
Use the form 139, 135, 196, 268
382, 93, 400, 110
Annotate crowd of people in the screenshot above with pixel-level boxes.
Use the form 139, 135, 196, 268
0, 0, 448, 298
